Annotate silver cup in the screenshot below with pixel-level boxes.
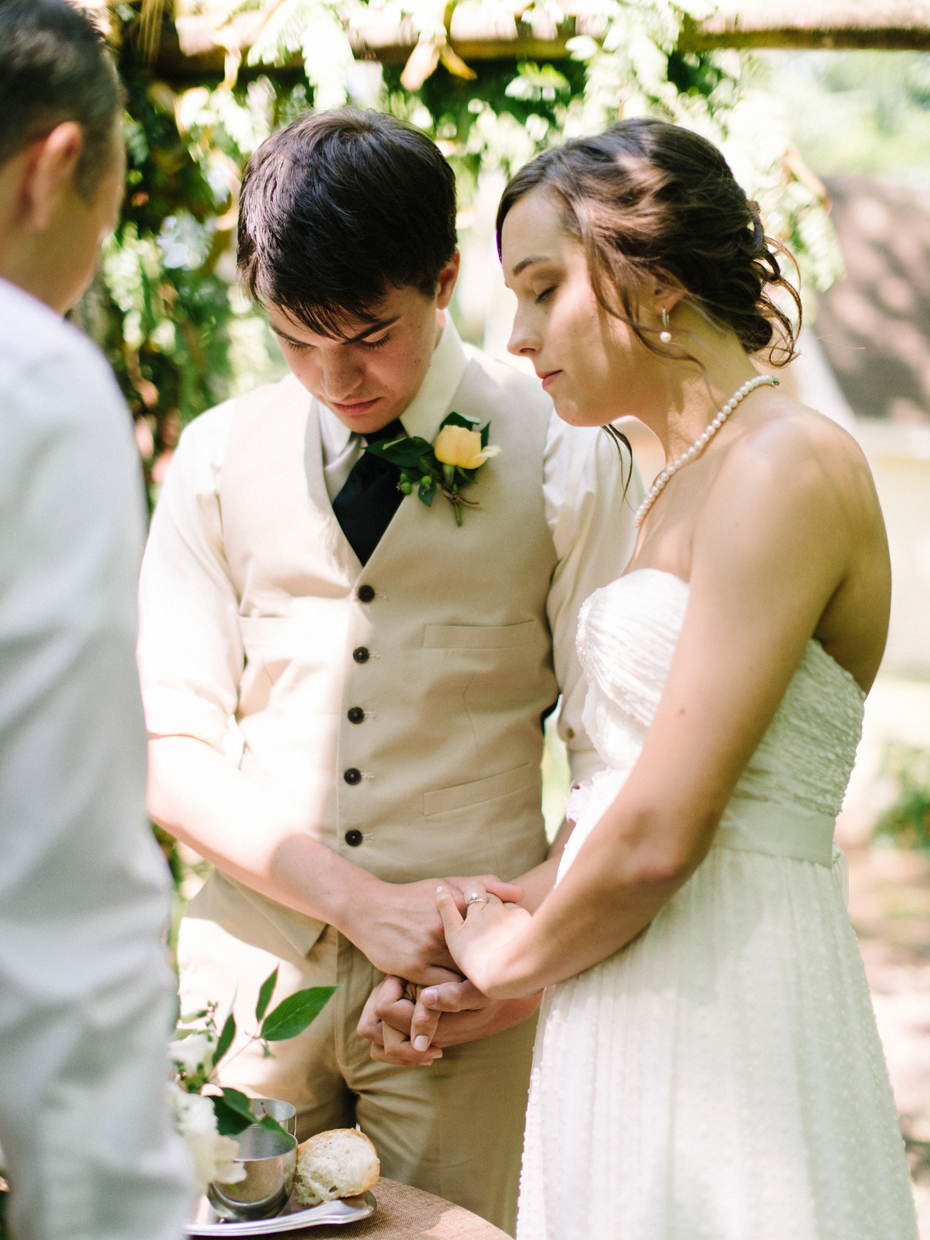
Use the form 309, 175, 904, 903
249, 1097, 297, 1136
208, 1124, 297, 1222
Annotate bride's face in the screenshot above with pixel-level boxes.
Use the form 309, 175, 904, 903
501, 188, 659, 427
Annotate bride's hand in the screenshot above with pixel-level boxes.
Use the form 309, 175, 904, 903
435, 880, 532, 999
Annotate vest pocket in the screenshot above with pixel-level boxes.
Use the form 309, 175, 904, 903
423, 761, 537, 816
422, 620, 537, 649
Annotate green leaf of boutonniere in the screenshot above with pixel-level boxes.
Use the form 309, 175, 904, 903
440, 411, 480, 431
363, 412, 501, 526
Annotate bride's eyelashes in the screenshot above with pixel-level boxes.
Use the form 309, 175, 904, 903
535, 286, 555, 305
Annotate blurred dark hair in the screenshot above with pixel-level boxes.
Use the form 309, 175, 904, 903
496, 118, 801, 367
0, 0, 123, 202
238, 108, 458, 336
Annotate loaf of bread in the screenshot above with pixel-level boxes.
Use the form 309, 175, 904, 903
292, 1128, 380, 1206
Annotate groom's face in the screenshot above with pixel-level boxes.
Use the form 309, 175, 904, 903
267, 254, 460, 436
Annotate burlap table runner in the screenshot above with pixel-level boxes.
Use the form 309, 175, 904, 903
285, 1178, 510, 1239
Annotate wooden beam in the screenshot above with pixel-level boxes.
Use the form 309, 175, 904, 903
680, 0, 930, 50
153, 1, 930, 83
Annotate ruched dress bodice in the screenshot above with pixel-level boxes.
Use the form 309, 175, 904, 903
517, 569, 917, 1240
558, 568, 864, 882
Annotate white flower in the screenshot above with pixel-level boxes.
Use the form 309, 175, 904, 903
170, 1030, 216, 1081
168, 1082, 245, 1193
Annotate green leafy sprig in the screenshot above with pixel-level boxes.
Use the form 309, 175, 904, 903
172, 967, 337, 1147
364, 411, 495, 526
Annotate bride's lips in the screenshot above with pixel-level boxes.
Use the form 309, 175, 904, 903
537, 370, 562, 390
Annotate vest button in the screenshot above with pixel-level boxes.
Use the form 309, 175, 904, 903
357, 585, 375, 603
353, 646, 370, 664
345, 829, 363, 847
344, 768, 362, 785
347, 706, 365, 724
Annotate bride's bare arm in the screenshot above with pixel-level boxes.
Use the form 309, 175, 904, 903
437, 408, 889, 999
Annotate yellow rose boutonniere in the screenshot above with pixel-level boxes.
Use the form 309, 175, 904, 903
433, 424, 500, 471
363, 412, 501, 525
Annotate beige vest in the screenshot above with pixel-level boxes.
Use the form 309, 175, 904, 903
189, 353, 558, 964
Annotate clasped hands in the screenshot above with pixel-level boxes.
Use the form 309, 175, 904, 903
355, 874, 537, 1067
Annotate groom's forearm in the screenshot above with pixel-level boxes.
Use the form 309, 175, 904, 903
146, 735, 375, 929
146, 735, 512, 985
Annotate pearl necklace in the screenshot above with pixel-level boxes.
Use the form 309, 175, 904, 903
633, 374, 779, 528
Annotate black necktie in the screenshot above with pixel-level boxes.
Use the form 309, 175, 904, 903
332, 419, 406, 566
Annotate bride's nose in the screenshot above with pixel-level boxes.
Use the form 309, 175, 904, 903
507, 309, 537, 358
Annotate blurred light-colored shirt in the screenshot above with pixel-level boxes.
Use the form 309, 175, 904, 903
0, 277, 192, 1240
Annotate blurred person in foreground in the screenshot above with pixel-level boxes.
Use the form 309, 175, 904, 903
0, 1, 192, 1237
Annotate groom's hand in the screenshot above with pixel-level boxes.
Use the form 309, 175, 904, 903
357, 974, 541, 1066
342, 874, 524, 986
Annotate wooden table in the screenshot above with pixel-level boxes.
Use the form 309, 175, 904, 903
286, 1178, 510, 1239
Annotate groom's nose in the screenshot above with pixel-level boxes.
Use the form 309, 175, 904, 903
319, 346, 365, 400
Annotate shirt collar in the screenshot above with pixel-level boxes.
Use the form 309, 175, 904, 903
317, 313, 469, 453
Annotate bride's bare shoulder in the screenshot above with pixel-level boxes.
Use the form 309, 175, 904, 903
698, 392, 881, 556
723, 392, 872, 497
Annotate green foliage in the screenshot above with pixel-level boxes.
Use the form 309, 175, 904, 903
255, 966, 279, 1023
171, 969, 337, 1149
212, 1086, 296, 1146
873, 744, 930, 854
218, 1089, 292, 1143
82, 0, 850, 515
215, 1011, 237, 1066
260, 985, 338, 1041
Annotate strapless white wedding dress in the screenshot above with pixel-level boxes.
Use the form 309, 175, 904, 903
517, 569, 917, 1240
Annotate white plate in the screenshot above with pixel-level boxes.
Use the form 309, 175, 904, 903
186, 1190, 376, 1235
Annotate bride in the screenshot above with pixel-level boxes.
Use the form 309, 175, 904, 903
428, 119, 918, 1238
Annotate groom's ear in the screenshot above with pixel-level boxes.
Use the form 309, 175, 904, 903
435, 251, 461, 310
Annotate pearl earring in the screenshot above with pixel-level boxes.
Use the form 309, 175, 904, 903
659, 309, 672, 345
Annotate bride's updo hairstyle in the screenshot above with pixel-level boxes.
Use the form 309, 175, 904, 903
496, 118, 800, 367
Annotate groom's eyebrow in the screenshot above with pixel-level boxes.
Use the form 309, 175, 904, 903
343, 315, 402, 343
271, 315, 402, 347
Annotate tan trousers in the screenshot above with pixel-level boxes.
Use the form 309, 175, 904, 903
178, 917, 536, 1236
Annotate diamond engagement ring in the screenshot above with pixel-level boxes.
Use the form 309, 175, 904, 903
465, 894, 489, 907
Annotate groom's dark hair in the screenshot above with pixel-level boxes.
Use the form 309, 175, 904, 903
238, 108, 457, 337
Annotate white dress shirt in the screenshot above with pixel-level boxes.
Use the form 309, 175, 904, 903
0, 278, 192, 1240
142, 316, 640, 788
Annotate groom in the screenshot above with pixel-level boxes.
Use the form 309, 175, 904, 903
139, 107, 637, 1234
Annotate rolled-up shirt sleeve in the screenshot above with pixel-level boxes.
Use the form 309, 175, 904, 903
544, 414, 643, 787
138, 402, 243, 756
